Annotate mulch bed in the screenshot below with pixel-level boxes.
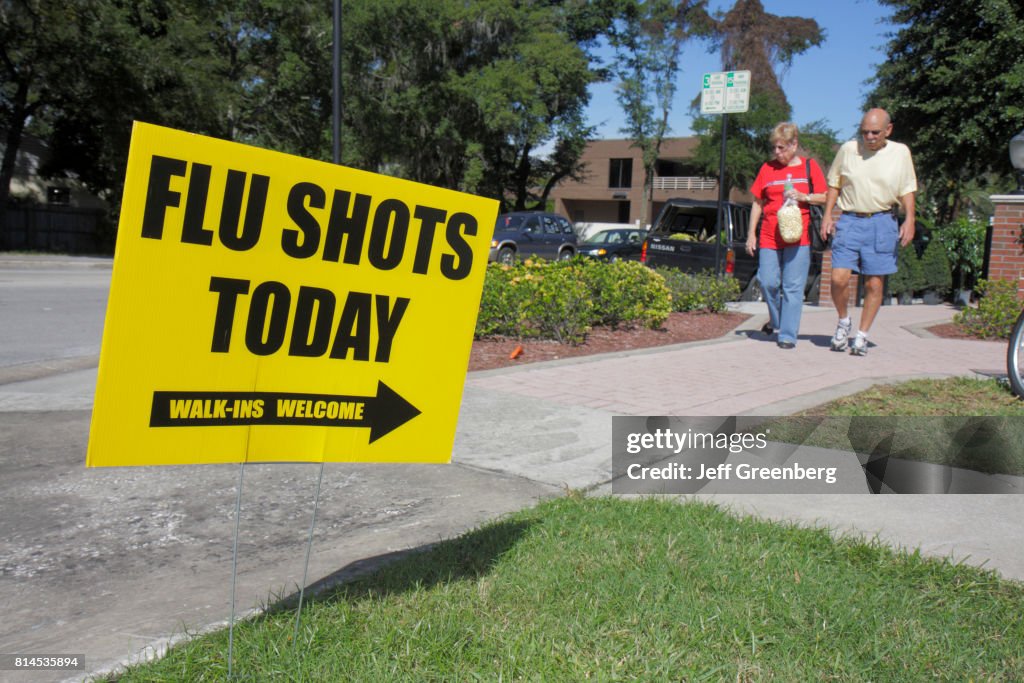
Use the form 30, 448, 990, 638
468, 311, 750, 372
467, 314, 991, 373
924, 322, 982, 341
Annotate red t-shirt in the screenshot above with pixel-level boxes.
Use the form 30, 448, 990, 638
749, 158, 826, 250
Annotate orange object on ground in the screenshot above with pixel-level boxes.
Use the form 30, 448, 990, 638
509, 344, 524, 360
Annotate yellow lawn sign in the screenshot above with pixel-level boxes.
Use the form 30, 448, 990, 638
87, 122, 497, 467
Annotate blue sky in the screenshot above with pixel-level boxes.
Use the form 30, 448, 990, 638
584, 0, 898, 142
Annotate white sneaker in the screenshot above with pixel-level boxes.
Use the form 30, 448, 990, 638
850, 335, 868, 356
830, 319, 852, 351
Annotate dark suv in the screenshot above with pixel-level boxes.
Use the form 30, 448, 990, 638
642, 199, 825, 303
489, 212, 578, 264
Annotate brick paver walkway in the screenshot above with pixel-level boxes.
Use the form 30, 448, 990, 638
467, 303, 1007, 416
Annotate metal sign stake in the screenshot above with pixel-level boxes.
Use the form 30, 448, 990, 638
227, 462, 246, 680
294, 462, 326, 646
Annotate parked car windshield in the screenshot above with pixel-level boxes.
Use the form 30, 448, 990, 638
583, 229, 647, 245
496, 214, 525, 230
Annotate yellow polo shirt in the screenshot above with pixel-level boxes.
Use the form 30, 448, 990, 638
827, 139, 917, 213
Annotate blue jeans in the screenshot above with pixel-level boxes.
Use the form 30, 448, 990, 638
758, 245, 810, 344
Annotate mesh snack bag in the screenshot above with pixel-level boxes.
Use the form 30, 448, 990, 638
777, 175, 803, 243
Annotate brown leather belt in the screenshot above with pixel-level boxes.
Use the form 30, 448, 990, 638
847, 210, 891, 218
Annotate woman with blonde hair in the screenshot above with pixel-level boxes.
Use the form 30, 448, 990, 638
745, 122, 827, 349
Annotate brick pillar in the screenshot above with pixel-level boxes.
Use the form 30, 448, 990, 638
818, 247, 860, 308
987, 195, 1024, 299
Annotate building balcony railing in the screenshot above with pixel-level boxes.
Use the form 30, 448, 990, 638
652, 176, 718, 191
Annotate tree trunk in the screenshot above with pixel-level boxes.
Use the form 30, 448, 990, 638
0, 79, 33, 244
513, 143, 533, 211
640, 167, 654, 228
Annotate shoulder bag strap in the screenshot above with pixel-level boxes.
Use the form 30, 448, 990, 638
805, 157, 829, 250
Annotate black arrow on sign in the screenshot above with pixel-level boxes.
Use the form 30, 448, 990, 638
363, 381, 422, 443
150, 381, 421, 443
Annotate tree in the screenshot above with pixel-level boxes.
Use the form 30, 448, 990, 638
1, 0, 289, 223
0, 1, 102, 218
3, 0, 626, 233
687, 0, 828, 195
341, 0, 619, 211
215, 1, 334, 160
466, 4, 600, 210
867, 0, 1024, 222
38, 2, 233, 201
610, 0, 710, 227
712, 0, 823, 111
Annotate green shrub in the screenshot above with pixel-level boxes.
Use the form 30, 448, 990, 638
934, 217, 986, 291
654, 267, 741, 313
475, 258, 592, 344
519, 259, 593, 344
476, 262, 531, 337
476, 258, 677, 343
887, 245, 925, 296
954, 278, 1021, 340
579, 259, 672, 330
919, 241, 953, 294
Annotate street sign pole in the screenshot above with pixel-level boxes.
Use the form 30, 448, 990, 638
332, 0, 342, 166
715, 113, 728, 276
700, 70, 751, 277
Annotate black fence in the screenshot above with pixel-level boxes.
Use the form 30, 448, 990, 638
1, 204, 111, 254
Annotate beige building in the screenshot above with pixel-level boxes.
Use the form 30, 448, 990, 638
550, 137, 750, 232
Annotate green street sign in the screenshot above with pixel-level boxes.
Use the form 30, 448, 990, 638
700, 70, 751, 115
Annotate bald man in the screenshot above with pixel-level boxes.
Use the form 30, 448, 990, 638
820, 108, 917, 356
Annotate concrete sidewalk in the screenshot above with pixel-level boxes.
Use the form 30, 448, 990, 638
2, 254, 1022, 682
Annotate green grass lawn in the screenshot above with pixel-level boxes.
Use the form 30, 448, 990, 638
799, 377, 1024, 418
112, 495, 1024, 682
758, 377, 1024, 477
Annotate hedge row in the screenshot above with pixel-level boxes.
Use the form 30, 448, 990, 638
475, 258, 737, 344
652, 266, 741, 314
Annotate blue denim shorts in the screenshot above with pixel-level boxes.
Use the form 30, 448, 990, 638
831, 212, 899, 275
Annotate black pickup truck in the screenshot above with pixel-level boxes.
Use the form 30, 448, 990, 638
640, 198, 824, 303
